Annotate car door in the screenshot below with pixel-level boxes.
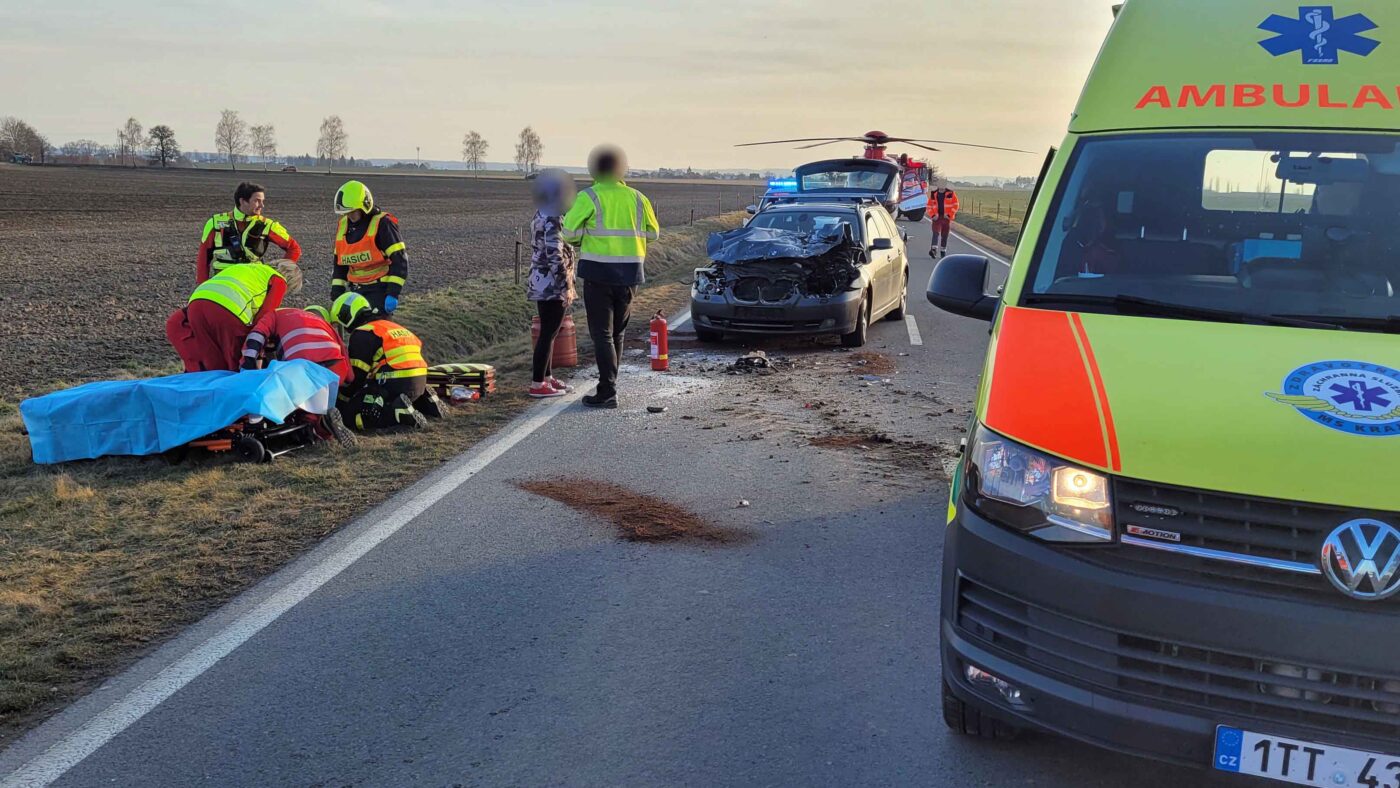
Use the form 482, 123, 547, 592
875, 208, 908, 310
863, 210, 896, 313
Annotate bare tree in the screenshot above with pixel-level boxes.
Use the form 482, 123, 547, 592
146, 125, 181, 167
249, 124, 277, 169
461, 130, 489, 175
514, 126, 543, 174
116, 117, 144, 167
317, 115, 348, 173
60, 139, 106, 164
214, 109, 248, 170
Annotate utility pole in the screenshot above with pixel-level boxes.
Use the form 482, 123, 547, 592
416, 146, 420, 168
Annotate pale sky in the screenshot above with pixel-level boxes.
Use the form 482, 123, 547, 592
0, 0, 1114, 177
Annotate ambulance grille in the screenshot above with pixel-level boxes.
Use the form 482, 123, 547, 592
1086, 480, 1397, 607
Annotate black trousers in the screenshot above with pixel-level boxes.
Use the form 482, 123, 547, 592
582, 280, 636, 397
532, 299, 566, 383
338, 376, 427, 429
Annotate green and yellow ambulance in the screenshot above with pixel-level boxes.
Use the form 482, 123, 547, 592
927, 1, 1400, 782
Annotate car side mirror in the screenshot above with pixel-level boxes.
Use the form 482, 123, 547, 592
871, 238, 894, 251
745, 205, 758, 215
926, 254, 998, 321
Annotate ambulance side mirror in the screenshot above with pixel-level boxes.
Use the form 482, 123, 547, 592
927, 254, 998, 321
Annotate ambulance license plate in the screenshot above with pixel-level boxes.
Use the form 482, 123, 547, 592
1214, 726, 1400, 786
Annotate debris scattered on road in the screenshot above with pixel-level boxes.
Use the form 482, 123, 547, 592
738, 499, 751, 508
516, 478, 746, 544
647, 405, 668, 414
732, 351, 771, 373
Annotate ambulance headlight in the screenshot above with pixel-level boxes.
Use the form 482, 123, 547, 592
966, 426, 1114, 543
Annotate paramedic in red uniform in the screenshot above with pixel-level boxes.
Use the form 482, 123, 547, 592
928, 180, 960, 258
166, 262, 288, 372
239, 307, 353, 385
196, 182, 302, 283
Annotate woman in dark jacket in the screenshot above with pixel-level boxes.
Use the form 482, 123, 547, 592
527, 169, 578, 398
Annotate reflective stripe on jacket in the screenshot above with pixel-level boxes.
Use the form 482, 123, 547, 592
335, 213, 402, 285
189, 263, 284, 325
928, 189, 960, 221
272, 309, 346, 364
561, 180, 659, 265
353, 319, 428, 380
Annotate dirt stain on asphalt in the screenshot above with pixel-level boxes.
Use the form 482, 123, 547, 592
808, 433, 896, 449
847, 351, 897, 375
516, 478, 749, 544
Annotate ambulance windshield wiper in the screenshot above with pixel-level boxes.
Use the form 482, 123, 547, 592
1290, 314, 1400, 334
1020, 293, 1343, 330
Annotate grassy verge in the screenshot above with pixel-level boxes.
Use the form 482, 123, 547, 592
955, 214, 1022, 251
0, 213, 741, 742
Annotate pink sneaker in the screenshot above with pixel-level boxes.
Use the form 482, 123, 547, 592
528, 382, 565, 399
547, 376, 572, 392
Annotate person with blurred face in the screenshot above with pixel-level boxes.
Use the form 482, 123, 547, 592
562, 145, 660, 409
927, 178, 960, 258
526, 169, 579, 398
196, 181, 302, 283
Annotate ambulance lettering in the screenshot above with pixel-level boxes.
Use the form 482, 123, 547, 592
1135, 84, 1400, 110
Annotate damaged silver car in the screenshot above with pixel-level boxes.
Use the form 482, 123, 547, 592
691, 201, 909, 347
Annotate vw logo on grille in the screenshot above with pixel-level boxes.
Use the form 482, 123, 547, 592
1321, 519, 1400, 601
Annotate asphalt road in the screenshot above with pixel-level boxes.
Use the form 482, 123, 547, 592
0, 223, 1238, 787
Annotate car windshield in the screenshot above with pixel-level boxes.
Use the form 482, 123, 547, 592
799, 168, 893, 193
1024, 133, 1400, 333
748, 210, 859, 240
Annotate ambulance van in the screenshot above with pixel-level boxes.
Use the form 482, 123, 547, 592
927, 1, 1400, 782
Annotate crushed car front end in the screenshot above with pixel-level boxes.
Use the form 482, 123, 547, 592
690, 219, 867, 337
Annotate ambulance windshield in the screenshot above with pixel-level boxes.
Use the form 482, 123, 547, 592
1024, 133, 1400, 333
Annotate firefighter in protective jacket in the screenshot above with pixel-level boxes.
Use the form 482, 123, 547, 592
330, 180, 408, 315
331, 292, 443, 430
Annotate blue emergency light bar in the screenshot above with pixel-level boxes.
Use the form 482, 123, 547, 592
766, 178, 799, 193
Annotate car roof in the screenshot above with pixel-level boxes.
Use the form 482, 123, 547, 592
1074, 0, 1400, 133
756, 202, 862, 214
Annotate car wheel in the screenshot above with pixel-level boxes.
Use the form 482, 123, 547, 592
903, 208, 926, 223
886, 271, 908, 321
695, 326, 724, 343
840, 293, 870, 348
942, 680, 1022, 741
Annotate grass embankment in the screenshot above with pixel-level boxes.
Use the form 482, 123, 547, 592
0, 213, 740, 741
954, 188, 1031, 249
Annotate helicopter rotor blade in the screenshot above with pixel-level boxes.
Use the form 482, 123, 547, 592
734, 138, 847, 148
793, 140, 850, 150
895, 142, 942, 153
885, 138, 1036, 154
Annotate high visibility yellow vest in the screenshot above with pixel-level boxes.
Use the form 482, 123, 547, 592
203, 211, 285, 275
189, 263, 283, 325
562, 180, 659, 263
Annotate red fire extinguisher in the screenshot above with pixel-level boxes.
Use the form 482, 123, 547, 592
649, 310, 669, 372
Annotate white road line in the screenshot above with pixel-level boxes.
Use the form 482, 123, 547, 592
1, 388, 590, 788
670, 310, 692, 331
949, 230, 1011, 267
905, 315, 923, 346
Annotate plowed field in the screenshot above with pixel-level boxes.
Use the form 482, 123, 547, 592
0, 165, 756, 397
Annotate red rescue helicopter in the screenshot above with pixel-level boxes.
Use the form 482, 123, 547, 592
738, 130, 1031, 221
